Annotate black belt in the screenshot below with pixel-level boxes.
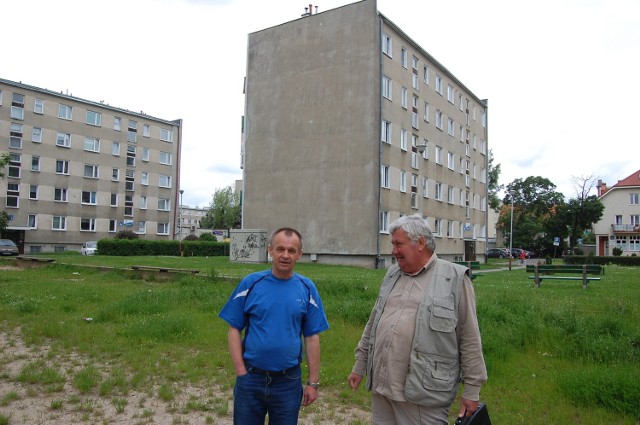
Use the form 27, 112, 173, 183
246, 364, 300, 376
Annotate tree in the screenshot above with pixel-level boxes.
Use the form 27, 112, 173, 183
1, 153, 11, 235
556, 175, 604, 250
200, 186, 242, 229
497, 176, 565, 256
487, 149, 503, 212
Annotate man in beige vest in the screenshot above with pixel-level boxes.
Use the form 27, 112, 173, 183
348, 214, 487, 424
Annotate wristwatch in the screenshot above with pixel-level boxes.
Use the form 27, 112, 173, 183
306, 381, 320, 389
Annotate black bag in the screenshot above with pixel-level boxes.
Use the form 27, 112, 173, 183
454, 403, 491, 425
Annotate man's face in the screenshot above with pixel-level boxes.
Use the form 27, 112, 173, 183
391, 229, 425, 274
268, 231, 302, 279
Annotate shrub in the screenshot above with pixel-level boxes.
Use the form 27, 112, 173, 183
115, 230, 139, 240
183, 234, 199, 241
199, 233, 216, 241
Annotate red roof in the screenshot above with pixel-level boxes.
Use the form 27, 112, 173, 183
612, 169, 640, 188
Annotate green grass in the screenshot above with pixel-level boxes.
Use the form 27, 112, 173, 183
1, 255, 639, 424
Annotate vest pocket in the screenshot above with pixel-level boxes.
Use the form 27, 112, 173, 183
405, 352, 459, 406
429, 298, 456, 332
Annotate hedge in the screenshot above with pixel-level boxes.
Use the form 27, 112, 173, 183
97, 239, 230, 257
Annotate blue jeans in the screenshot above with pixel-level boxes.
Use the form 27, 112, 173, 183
233, 364, 303, 425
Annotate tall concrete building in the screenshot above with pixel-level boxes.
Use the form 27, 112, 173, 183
1, 78, 182, 254
242, 0, 488, 268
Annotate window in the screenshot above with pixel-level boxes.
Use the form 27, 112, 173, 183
140, 196, 148, 209
55, 160, 70, 175
58, 104, 73, 120
382, 76, 392, 100
10, 123, 23, 148
630, 236, 640, 252
400, 170, 406, 192
127, 120, 137, 143
84, 137, 100, 153
433, 218, 441, 236
158, 198, 170, 211
448, 186, 455, 204
381, 165, 390, 188
109, 219, 117, 232
159, 151, 171, 165
381, 120, 392, 143
80, 218, 97, 232
8, 154, 21, 178
81, 191, 97, 205
32, 127, 42, 143
400, 48, 407, 68
143, 124, 150, 137
29, 185, 38, 200
382, 33, 392, 57
84, 164, 99, 179
435, 182, 443, 201
435, 146, 443, 165
54, 188, 68, 202
56, 132, 71, 148
34, 98, 44, 114
447, 84, 455, 103
379, 211, 390, 233
422, 177, 429, 198
143, 148, 151, 162
125, 170, 135, 191
112, 168, 120, 181
10, 93, 25, 120
125, 195, 134, 216
401, 87, 408, 109
157, 222, 170, 235
423, 66, 429, 84
141, 171, 149, 185
631, 214, 640, 225
447, 221, 453, 237
6, 183, 19, 207
435, 75, 443, 95
110, 193, 118, 207
138, 221, 147, 234
160, 128, 172, 142
28, 214, 37, 228
85, 110, 102, 126
126, 145, 136, 166
411, 96, 419, 129
630, 193, 639, 205
400, 129, 408, 151
113, 117, 121, 131
447, 152, 455, 170
31, 156, 40, 171
447, 118, 455, 137
112, 142, 120, 156
421, 139, 429, 159
423, 102, 430, 122
159, 175, 172, 188
435, 111, 443, 130
52, 216, 67, 231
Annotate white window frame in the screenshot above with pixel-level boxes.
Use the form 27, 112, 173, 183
52, 216, 67, 231
32, 127, 42, 143
400, 170, 407, 193
381, 120, 392, 143
159, 175, 172, 188
55, 160, 70, 175
382, 33, 392, 57
159, 151, 171, 165
379, 211, 390, 233
381, 165, 390, 188
85, 110, 102, 126
158, 198, 170, 211
382, 75, 392, 100
80, 218, 97, 232
58, 104, 73, 120
84, 137, 100, 153
84, 164, 99, 179
56, 132, 71, 148
34, 98, 44, 114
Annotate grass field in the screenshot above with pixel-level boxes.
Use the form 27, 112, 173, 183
0, 254, 639, 424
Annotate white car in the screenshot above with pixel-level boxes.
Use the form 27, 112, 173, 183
80, 241, 98, 256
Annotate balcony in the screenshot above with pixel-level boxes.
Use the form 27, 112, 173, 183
612, 224, 640, 233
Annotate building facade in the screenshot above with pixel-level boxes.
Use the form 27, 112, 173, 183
0, 78, 182, 254
593, 171, 640, 256
241, 0, 488, 268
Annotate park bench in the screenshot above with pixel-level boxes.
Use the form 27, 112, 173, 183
454, 261, 481, 280
15, 256, 56, 267
526, 264, 603, 289
129, 265, 200, 275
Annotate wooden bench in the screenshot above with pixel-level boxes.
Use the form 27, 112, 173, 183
454, 261, 481, 280
129, 265, 200, 275
15, 256, 56, 268
526, 264, 603, 289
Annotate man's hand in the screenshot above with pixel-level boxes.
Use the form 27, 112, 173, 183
347, 372, 363, 391
302, 385, 318, 406
457, 397, 479, 419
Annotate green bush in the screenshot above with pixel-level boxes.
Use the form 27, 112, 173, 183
96, 239, 229, 256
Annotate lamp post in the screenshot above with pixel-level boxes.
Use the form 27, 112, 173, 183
508, 190, 514, 271
179, 189, 184, 256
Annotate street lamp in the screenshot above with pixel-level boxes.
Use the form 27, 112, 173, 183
508, 190, 514, 271
179, 189, 184, 256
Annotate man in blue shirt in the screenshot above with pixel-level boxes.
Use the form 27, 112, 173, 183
219, 227, 330, 424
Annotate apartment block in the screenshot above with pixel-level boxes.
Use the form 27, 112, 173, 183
593, 170, 640, 256
241, 0, 489, 268
0, 78, 182, 254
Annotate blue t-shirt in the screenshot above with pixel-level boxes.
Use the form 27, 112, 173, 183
219, 269, 330, 371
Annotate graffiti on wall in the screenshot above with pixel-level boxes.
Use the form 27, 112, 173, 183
231, 231, 267, 261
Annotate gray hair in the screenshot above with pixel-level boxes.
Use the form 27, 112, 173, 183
389, 214, 436, 252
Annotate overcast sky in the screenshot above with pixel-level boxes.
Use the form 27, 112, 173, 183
5, 0, 639, 207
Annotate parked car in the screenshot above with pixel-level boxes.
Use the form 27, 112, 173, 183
0, 239, 19, 256
80, 241, 98, 256
487, 248, 509, 258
